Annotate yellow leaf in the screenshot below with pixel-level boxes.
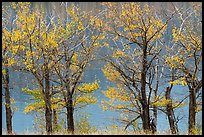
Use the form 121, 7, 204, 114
7, 58, 15, 66
2, 69, 6, 75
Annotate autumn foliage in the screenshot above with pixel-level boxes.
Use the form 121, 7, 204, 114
2, 2, 202, 135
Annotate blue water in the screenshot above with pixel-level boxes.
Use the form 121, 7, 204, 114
2, 91, 195, 134
3, 67, 201, 134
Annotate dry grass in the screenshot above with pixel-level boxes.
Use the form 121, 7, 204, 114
2, 129, 189, 135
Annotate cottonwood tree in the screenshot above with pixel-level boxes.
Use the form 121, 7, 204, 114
165, 2, 202, 135
2, 3, 16, 134
99, 2, 173, 133
8, 2, 101, 134
49, 4, 104, 133
7, 2, 63, 134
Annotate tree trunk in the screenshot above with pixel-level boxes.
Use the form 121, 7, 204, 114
152, 57, 159, 134
44, 65, 52, 134
66, 93, 74, 134
188, 88, 196, 135
140, 46, 150, 132
53, 109, 58, 132
165, 86, 178, 134
4, 67, 12, 134
152, 105, 157, 134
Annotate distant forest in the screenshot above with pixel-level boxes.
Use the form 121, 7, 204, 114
2, 2, 202, 135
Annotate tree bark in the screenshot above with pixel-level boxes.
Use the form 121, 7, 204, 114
165, 86, 178, 134
152, 57, 159, 134
4, 67, 12, 134
188, 88, 196, 135
66, 93, 74, 134
140, 46, 150, 132
152, 105, 157, 134
44, 65, 52, 134
53, 109, 58, 132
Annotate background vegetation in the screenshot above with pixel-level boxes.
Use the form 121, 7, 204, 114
2, 2, 202, 135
